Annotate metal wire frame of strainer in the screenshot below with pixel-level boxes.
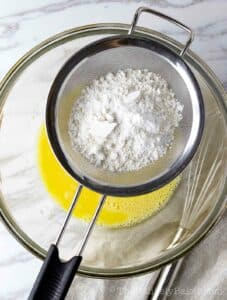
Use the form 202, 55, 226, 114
46, 8, 204, 198
28, 7, 204, 300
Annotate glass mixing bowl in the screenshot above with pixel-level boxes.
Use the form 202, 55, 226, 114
0, 24, 226, 278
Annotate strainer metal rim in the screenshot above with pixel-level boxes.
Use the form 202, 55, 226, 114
0, 23, 226, 279
46, 34, 204, 197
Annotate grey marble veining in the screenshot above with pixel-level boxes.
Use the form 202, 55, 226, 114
0, 1, 226, 300
0, 0, 226, 87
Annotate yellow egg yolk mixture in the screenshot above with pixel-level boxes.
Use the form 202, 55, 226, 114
37, 126, 180, 228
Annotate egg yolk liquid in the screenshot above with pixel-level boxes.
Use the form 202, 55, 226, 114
37, 125, 180, 228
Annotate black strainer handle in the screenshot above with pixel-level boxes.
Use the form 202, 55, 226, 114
28, 244, 82, 300
129, 7, 194, 57
28, 184, 106, 300
28, 184, 84, 300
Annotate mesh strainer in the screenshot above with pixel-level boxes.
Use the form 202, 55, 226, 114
46, 8, 204, 197
29, 7, 204, 300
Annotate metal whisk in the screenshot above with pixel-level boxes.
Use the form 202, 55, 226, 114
148, 115, 225, 300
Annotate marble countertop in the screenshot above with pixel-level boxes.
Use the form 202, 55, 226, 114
0, 1, 226, 299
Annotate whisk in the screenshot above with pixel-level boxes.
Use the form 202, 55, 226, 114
147, 115, 225, 300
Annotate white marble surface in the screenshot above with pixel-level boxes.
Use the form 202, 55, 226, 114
0, 1, 226, 299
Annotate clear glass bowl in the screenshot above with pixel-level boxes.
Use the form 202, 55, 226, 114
0, 24, 226, 278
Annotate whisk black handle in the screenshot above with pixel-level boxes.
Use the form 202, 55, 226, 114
28, 244, 82, 300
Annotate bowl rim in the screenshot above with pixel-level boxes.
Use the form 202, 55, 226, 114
0, 23, 226, 279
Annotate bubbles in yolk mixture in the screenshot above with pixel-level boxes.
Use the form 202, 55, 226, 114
37, 126, 180, 228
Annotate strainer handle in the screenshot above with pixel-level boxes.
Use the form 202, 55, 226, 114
28, 186, 106, 300
128, 7, 194, 57
28, 245, 82, 300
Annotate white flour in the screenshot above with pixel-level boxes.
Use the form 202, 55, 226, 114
68, 69, 183, 172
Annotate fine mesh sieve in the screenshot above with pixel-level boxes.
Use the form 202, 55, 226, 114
46, 8, 204, 197
29, 7, 204, 300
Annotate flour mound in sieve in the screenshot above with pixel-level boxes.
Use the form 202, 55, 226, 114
68, 69, 183, 172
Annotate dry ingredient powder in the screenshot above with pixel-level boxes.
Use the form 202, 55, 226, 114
68, 69, 183, 172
